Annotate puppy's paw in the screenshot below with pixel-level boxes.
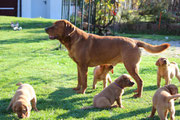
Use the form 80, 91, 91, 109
120, 105, 125, 109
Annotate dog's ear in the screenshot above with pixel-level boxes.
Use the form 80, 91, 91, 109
167, 84, 178, 95
155, 59, 160, 66
64, 22, 75, 37
12, 104, 17, 112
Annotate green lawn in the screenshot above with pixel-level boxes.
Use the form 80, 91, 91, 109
0, 16, 180, 120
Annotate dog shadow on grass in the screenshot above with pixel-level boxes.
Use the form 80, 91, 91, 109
37, 86, 92, 110
93, 106, 160, 120
123, 85, 157, 96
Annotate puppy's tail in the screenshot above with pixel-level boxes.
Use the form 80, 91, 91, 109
16, 82, 23, 86
81, 106, 94, 110
136, 41, 170, 53
167, 94, 180, 101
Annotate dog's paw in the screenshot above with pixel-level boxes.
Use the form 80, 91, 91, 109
76, 90, 85, 94
73, 87, 81, 91
133, 93, 141, 98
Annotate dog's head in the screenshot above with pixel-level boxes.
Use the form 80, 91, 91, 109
166, 84, 178, 95
100, 64, 113, 74
45, 20, 75, 40
115, 74, 135, 88
155, 57, 170, 66
13, 101, 31, 119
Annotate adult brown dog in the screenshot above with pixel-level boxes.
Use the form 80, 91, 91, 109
45, 19, 170, 97
149, 84, 180, 120
7, 83, 38, 119
156, 57, 180, 88
83, 74, 134, 109
93, 64, 113, 89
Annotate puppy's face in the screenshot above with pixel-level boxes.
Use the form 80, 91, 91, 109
166, 84, 178, 95
156, 57, 170, 66
13, 102, 30, 119
116, 74, 135, 88
100, 65, 113, 73
45, 20, 75, 40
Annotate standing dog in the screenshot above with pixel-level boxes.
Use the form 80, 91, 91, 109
149, 84, 180, 120
82, 74, 134, 109
45, 20, 170, 97
156, 57, 180, 88
93, 64, 113, 89
7, 83, 38, 119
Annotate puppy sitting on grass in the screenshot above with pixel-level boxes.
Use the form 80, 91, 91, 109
93, 64, 113, 89
7, 82, 38, 119
156, 57, 180, 88
149, 84, 180, 120
82, 74, 134, 109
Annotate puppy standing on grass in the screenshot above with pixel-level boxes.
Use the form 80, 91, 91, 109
156, 57, 180, 88
82, 74, 134, 109
149, 84, 180, 120
7, 82, 38, 119
93, 64, 113, 89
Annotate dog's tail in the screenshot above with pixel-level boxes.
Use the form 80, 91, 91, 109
167, 94, 180, 101
136, 41, 170, 53
16, 82, 23, 86
81, 106, 94, 110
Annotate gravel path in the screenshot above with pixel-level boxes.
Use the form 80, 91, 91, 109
133, 38, 180, 58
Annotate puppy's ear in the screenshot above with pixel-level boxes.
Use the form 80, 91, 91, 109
167, 84, 178, 95
155, 59, 160, 66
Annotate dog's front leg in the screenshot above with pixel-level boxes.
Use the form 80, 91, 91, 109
73, 66, 82, 91
77, 65, 88, 94
157, 75, 161, 88
165, 74, 171, 85
116, 97, 124, 108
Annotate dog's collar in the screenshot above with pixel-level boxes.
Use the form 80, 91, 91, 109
114, 82, 123, 89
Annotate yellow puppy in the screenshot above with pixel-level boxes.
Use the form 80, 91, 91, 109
156, 57, 180, 88
7, 83, 38, 118
82, 74, 134, 109
93, 64, 113, 89
149, 84, 180, 120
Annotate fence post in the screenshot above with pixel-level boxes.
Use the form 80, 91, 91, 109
88, 0, 91, 33
75, 0, 77, 25
61, 0, 64, 19
93, 0, 96, 34
81, 0, 84, 29
68, 0, 71, 21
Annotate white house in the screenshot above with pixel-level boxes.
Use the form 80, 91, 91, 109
0, 0, 74, 20
22, 0, 62, 19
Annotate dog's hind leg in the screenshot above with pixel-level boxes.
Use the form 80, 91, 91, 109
93, 77, 97, 89
124, 62, 143, 98
149, 106, 156, 118
175, 67, 180, 82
